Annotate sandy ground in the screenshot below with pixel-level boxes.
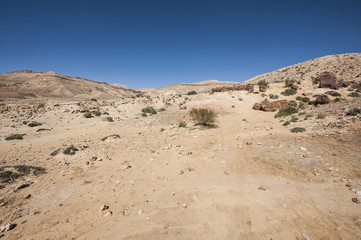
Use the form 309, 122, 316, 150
0, 83, 361, 240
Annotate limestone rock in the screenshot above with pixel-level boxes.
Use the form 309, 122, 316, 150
260, 100, 288, 112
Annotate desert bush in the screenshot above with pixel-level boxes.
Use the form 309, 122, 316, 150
0, 165, 45, 184
50, 148, 62, 156
28, 121, 42, 127
288, 100, 297, 107
93, 111, 101, 116
274, 107, 298, 118
290, 116, 299, 122
141, 113, 147, 117
269, 94, 279, 99
291, 127, 306, 133
308, 101, 315, 105
331, 92, 341, 97
190, 108, 216, 126
179, 121, 187, 128
281, 88, 297, 96
63, 146, 79, 155
348, 92, 360, 98
22, 121, 28, 125
5, 134, 25, 141
261, 98, 269, 104
160, 128, 165, 132
91, 98, 97, 101
346, 108, 361, 116
106, 117, 114, 122
285, 79, 295, 87
282, 121, 291, 126
103, 112, 109, 115
158, 108, 166, 112
101, 134, 120, 141
187, 91, 197, 95
36, 128, 51, 132
83, 112, 92, 118
257, 80, 269, 87
38, 103, 45, 108
238, 97, 243, 101
142, 107, 157, 114
296, 96, 310, 103
317, 113, 326, 119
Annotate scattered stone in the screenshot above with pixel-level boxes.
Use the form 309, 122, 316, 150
138, 209, 142, 215
299, 147, 307, 151
303, 233, 311, 240
258, 186, 266, 191
99, 205, 109, 211
0, 223, 17, 233
91, 157, 97, 161
355, 191, 361, 196
24, 194, 31, 199
178, 169, 184, 175
315, 94, 330, 105
103, 211, 112, 217
352, 198, 360, 203
16, 183, 30, 191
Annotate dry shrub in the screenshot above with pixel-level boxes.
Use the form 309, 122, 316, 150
190, 108, 216, 126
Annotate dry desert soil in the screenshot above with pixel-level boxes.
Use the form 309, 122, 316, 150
0, 53, 361, 240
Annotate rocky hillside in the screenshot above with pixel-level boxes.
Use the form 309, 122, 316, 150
244, 53, 361, 85
0, 70, 139, 99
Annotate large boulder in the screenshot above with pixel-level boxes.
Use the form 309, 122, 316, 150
261, 100, 288, 112
315, 94, 330, 105
313, 72, 346, 90
252, 103, 262, 110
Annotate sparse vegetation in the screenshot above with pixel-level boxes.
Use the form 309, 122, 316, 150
91, 98, 97, 101
160, 128, 165, 132
317, 113, 326, 119
159, 107, 166, 112
5, 133, 25, 141
238, 97, 243, 101
142, 107, 157, 114
296, 96, 310, 102
257, 80, 269, 87
83, 112, 92, 118
274, 107, 298, 118
63, 146, 79, 155
101, 134, 121, 141
331, 92, 341, 97
291, 127, 306, 133
179, 121, 187, 128
282, 121, 290, 126
22, 121, 28, 125
285, 79, 296, 87
190, 108, 217, 126
348, 92, 360, 98
304, 113, 314, 120
106, 117, 114, 122
38, 103, 45, 108
288, 100, 297, 107
93, 111, 102, 116
0, 165, 45, 184
141, 113, 147, 117
187, 91, 197, 95
346, 108, 361, 116
281, 88, 297, 96
28, 121, 42, 127
269, 94, 279, 99
36, 128, 51, 132
50, 148, 62, 156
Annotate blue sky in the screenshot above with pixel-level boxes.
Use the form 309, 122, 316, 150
1, 0, 360, 88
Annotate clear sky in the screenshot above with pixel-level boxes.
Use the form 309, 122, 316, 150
0, 0, 360, 88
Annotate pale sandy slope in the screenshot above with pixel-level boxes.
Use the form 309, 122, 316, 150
0, 80, 360, 240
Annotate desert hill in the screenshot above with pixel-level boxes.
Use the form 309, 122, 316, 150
0, 70, 139, 99
244, 53, 361, 85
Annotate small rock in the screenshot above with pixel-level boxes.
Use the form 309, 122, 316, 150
103, 211, 112, 217
99, 205, 109, 211
182, 203, 188, 208
258, 186, 266, 191
352, 198, 360, 203
355, 191, 361, 196
178, 169, 184, 175
138, 209, 142, 215
91, 157, 97, 161
257, 142, 262, 145
24, 194, 31, 199
299, 147, 307, 151
303, 233, 311, 240
0, 223, 17, 233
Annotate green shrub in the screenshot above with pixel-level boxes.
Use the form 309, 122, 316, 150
190, 108, 216, 126
0, 165, 45, 183
298, 112, 306, 115
304, 113, 314, 120
38, 103, 45, 108
93, 111, 101, 116
22, 121, 28, 125
101, 134, 121, 141
331, 92, 341, 97
281, 88, 297, 96
83, 112, 92, 118
269, 94, 279, 100
179, 121, 187, 128
274, 107, 298, 118
142, 107, 157, 114
5, 134, 25, 141
257, 80, 269, 87
141, 113, 147, 117
308, 101, 315, 105
160, 128, 165, 132
348, 92, 360, 98
282, 121, 291, 126
36, 128, 51, 132
91, 98, 97, 101
187, 91, 197, 95
50, 148, 62, 156
159, 108, 166, 112
317, 113, 326, 119
106, 117, 114, 122
28, 121, 42, 127
290, 116, 298, 122
346, 108, 361, 116
63, 146, 79, 155
288, 100, 297, 107
291, 127, 306, 133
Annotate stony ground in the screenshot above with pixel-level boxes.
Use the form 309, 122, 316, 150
0, 81, 360, 240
